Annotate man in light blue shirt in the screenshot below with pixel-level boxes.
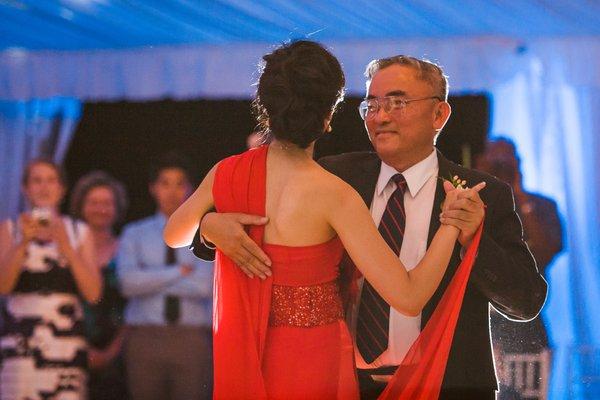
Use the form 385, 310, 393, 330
118, 154, 213, 400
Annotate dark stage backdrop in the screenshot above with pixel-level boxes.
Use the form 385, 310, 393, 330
63, 95, 489, 226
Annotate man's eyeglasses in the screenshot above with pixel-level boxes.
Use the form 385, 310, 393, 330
358, 95, 442, 120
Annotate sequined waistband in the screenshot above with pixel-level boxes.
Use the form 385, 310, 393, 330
269, 280, 344, 328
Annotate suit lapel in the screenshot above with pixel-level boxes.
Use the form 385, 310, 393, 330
422, 151, 462, 326
427, 150, 448, 247
353, 154, 381, 207
348, 150, 462, 327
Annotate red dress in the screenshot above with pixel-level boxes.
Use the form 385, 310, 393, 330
211, 145, 483, 400
261, 238, 359, 399
211, 145, 358, 399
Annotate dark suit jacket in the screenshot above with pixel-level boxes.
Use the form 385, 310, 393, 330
191, 149, 547, 393
318, 150, 547, 392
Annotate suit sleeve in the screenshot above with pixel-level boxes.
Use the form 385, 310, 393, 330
188, 205, 217, 261
318, 155, 344, 177
521, 197, 563, 272
471, 181, 548, 321
190, 227, 216, 261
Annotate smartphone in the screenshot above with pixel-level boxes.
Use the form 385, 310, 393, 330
31, 207, 52, 227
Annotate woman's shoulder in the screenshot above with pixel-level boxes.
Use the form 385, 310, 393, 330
61, 216, 90, 246
309, 164, 362, 201
61, 215, 88, 232
214, 146, 268, 179
222, 146, 267, 165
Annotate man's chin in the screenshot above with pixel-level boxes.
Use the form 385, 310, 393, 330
373, 143, 402, 159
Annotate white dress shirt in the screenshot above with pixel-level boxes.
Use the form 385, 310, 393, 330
355, 149, 439, 369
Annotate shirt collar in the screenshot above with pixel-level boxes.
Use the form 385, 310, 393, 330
376, 150, 439, 198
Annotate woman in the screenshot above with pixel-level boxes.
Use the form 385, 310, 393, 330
70, 171, 129, 400
164, 41, 484, 399
0, 159, 102, 400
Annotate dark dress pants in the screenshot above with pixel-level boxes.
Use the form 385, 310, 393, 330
358, 369, 496, 400
125, 325, 212, 400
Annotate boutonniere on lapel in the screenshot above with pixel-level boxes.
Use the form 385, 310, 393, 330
437, 174, 467, 189
448, 174, 467, 189
439, 174, 467, 210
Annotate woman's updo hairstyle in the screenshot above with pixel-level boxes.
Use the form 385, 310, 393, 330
255, 40, 345, 149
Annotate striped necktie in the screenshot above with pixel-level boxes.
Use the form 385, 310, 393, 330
356, 173, 407, 364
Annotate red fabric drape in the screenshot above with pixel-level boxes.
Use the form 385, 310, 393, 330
211, 143, 484, 399
212, 145, 271, 399
378, 222, 484, 400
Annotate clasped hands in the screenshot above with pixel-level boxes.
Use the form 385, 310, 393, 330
441, 179, 486, 247
19, 211, 74, 255
201, 180, 486, 279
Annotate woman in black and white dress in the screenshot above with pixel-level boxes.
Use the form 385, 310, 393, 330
0, 159, 101, 400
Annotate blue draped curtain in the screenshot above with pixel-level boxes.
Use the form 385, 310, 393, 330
491, 49, 600, 397
0, 36, 598, 398
0, 97, 81, 220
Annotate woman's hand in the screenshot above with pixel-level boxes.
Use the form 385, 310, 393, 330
18, 213, 50, 244
18, 213, 39, 243
48, 217, 75, 256
440, 181, 487, 246
441, 181, 461, 214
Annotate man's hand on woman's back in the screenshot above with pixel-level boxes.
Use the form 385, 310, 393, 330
201, 212, 272, 279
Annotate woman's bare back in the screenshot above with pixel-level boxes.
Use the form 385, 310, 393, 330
263, 145, 354, 246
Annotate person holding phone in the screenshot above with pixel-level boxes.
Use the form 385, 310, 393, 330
0, 158, 101, 400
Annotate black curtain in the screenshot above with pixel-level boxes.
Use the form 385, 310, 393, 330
64, 95, 488, 226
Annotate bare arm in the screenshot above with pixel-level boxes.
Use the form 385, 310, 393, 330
329, 181, 484, 316
88, 328, 126, 369
0, 216, 101, 302
165, 164, 272, 278
0, 220, 27, 294
54, 220, 102, 304
164, 164, 218, 248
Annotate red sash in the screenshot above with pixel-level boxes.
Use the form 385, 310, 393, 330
378, 222, 484, 400
212, 143, 484, 399
212, 145, 271, 399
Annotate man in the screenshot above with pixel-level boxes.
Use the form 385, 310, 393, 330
474, 137, 563, 288
117, 154, 213, 400
193, 56, 547, 399
475, 137, 562, 398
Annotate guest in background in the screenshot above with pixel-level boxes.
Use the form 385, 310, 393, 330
475, 137, 563, 352
70, 171, 129, 400
117, 154, 213, 400
246, 130, 267, 149
475, 137, 563, 399
0, 158, 101, 400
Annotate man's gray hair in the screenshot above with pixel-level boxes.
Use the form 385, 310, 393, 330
364, 55, 449, 101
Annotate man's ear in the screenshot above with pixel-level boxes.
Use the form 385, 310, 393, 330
434, 101, 452, 132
